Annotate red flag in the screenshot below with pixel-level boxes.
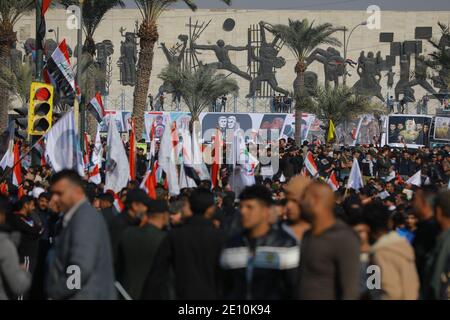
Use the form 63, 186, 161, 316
140, 169, 157, 200
42, 0, 52, 15
129, 118, 136, 180
83, 133, 90, 168
211, 128, 223, 189
0, 182, 8, 195
396, 172, 404, 185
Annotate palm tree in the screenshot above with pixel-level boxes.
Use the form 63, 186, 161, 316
267, 19, 341, 146
59, 0, 124, 137
0, 0, 34, 132
132, 0, 232, 137
302, 85, 384, 127
158, 64, 238, 129
427, 22, 450, 92
0, 58, 33, 108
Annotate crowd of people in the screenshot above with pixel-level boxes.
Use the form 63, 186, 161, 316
0, 136, 449, 300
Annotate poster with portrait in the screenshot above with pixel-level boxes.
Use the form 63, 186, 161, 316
281, 113, 315, 142
387, 115, 432, 148
433, 116, 450, 141
144, 112, 169, 142
200, 113, 253, 143
354, 114, 381, 145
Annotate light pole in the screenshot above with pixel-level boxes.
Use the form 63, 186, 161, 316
342, 21, 367, 86
76, 0, 85, 148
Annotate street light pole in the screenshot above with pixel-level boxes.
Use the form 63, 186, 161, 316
77, 0, 85, 148
342, 21, 367, 86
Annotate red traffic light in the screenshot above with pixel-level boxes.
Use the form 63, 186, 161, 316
34, 87, 51, 101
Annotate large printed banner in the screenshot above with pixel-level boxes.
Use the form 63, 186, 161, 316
98, 111, 412, 150
433, 116, 450, 141
387, 115, 433, 148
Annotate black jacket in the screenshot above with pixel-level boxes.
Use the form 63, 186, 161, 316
6, 213, 42, 275
143, 215, 225, 300
220, 228, 299, 300
117, 224, 166, 300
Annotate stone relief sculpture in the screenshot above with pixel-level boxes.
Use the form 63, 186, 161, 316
307, 47, 345, 89
409, 55, 437, 95
247, 21, 289, 98
395, 54, 415, 101
385, 67, 396, 89
192, 39, 251, 81
158, 34, 189, 104
118, 28, 137, 86
352, 51, 385, 102
96, 40, 114, 95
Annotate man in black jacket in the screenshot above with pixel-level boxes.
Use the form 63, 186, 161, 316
117, 200, 169, 299
220, 185, 299, 300
145, 188, 224, 300
7, 196, 42, 279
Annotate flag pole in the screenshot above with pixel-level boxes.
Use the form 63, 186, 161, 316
0, 135, 46, 182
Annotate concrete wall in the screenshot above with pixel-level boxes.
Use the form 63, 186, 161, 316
14, 9, 450, 113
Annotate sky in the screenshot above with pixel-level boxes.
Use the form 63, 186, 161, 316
123, 0, 450, 11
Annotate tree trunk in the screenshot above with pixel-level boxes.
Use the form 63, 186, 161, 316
294, 59, 307, 147
133, 21, 158, 138
0, 21, 15, 133
85, 70, 97, 139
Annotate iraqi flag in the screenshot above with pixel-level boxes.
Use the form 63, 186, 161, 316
46, 39, 77, 97
326, 171, 339, 191
304, 152, 318, 177
12, 143, 24, 198
88, 93, 106, 124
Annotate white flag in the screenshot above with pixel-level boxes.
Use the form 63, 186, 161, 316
104, 116, 129, 193
45, 111, 84, 176
0, 125, 15, 170
159, 122, 180, 196
88, 127, 103, 185
192, 123, 210, 181
346, 158, 364, 191
406, 170, 422, 187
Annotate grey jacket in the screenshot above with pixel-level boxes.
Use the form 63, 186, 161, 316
46, 201, 116, 300
0, 230, 31, 300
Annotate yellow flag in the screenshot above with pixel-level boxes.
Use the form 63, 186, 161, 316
327, 119, 335, 142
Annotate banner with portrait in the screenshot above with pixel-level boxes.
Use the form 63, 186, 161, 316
387, 115, 432, 148
433, 116, 450, 141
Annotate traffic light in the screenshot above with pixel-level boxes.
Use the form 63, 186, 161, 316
28, 82, 54, 136
13, 107, 29, 139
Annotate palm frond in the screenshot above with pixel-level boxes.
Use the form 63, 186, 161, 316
0, 0, 34, 26
59, 0, 125, 38
299, 85, 384, 125
268, 19, 342, 60
159, 64, 238, 119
